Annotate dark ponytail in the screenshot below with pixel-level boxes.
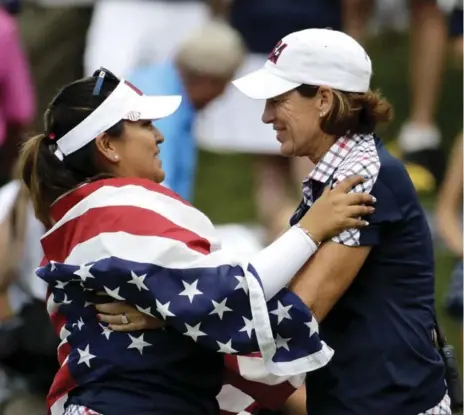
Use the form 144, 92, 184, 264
18, 74, 125, 228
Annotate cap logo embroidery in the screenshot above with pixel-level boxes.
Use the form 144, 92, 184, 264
268, 40, 288, 64
126, 111, 141, 121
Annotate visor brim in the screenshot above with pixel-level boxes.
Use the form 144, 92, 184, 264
232, 68, 301, 100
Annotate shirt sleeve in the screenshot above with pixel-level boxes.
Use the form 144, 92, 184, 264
329, 143, 401, 247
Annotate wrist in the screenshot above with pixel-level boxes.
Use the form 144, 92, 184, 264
295, 223, 322, 246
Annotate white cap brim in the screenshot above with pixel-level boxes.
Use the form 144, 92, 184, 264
232, 68, 301, 100
55, 80, 183, 159
129, 95, 182, 121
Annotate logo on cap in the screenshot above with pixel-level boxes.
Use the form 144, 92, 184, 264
268, 40, 288, 64
126, 111, 142, 121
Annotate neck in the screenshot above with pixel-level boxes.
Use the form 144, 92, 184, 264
308, 134, 338, 164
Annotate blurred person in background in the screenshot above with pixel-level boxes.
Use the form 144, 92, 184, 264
436, 136, 463, 342
197, 0, 343, 243
342, 0, 454, 190
0, 1, 35, 186
447, 1, 463, 64
0, 162, 56, 415
84, 0, 225, 77
435, 11, 462, 343
15, 0, 93, 128
129, 19, 245, 201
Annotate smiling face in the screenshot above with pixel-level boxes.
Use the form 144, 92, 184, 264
95, 119, 165, 183
261, 86, 336, 162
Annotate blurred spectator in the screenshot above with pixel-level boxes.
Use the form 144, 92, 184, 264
0, 5, 35, 185
342, 0, 450, 189
0, 0, 20, 15
84, 0, 211, 78
197, 0, 343, 242
436, 135, 463, 335
129, 19, 245, 201
0, 171, 56, 415
448, 2, 463, 64
436, 1, 462, 348
16, 0, 92, 133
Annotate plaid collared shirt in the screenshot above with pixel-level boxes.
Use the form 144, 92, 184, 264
295, 133, 381, 247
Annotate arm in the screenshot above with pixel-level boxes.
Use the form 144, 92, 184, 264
43, 224, 329, 375
37, 182, 325, 374
289, 150, 398, 321
436, 135, 463, 257
290, 243, 371, 321
39, 178, 372, 375
282, 385, 306, 415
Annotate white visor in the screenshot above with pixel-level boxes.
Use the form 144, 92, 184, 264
54, 79, 182, 160
232, 67, 301, 100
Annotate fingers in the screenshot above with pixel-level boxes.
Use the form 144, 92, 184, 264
344, 205, 375, 218
343, 192, 376, 206
97, 309, 166, 332
332, 175, 366, 193
97, 313, 154, 331
344, 217, 371, 229
95, 302, 133, 314
108, 322, 146, 332
321, 185, 331, 196
97, 313, 125, 325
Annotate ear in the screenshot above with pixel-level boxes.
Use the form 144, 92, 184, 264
316, 86, 334, 118
94, 133, 121, 164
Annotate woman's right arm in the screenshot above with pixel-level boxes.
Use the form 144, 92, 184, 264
38, 177, 373, 376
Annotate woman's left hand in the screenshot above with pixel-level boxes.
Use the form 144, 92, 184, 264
96, 302, 165, 332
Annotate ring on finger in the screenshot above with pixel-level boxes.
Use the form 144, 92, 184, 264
121, 313, 129, 325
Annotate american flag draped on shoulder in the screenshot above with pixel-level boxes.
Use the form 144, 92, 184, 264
37, 178, 332, 414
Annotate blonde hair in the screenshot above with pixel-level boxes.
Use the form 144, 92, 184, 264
176, 19, 246, 78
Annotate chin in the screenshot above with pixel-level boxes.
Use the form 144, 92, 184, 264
279, 144, 295, 157
154, 170, 165, 184
147, 165, 164, 183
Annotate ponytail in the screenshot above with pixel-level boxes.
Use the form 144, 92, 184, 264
19, 133, 77, 227
17, 74, 125, 228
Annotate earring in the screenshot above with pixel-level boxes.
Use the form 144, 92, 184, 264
114, 155, 119, 160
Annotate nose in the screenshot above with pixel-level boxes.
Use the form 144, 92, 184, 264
153, 126, 164, 144
261, 100, 275, 124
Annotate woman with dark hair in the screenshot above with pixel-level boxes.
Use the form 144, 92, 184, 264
18, 67, 374, 415
105, 29, 451, 414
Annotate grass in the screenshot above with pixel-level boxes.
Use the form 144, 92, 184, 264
193, 32, 463, 369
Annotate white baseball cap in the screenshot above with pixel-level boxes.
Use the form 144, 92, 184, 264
232, 29, 372, 100
54, 73, 182, 160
